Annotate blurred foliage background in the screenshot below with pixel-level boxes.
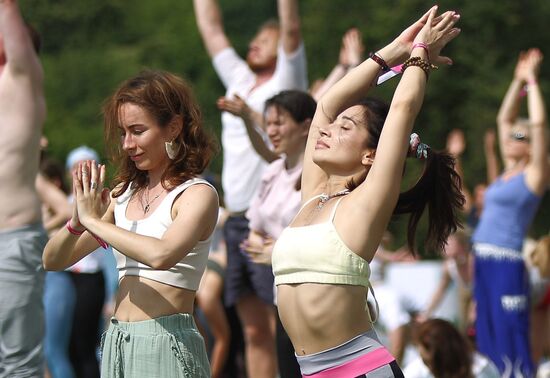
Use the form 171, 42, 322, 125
20, 0, 550, 254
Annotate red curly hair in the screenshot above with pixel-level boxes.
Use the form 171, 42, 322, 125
103, 70, 217, 197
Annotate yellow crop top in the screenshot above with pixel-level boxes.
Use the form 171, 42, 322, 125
272, 196, 371, 288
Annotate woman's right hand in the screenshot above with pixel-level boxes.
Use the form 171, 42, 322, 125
216, 95, 250, 119
413, 6, 461, 66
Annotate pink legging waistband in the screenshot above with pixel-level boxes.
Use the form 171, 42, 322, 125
302, 347, 395, 378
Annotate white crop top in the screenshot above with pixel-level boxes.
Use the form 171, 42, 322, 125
113, 178, 217, 291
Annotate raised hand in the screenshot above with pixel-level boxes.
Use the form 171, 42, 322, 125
339, 28, 364, 68
524, 48, 543, 81
446, 129, 466, 157
73, 160, 110, 227
216, 95, 250, 118
413, 6, 461, 66
484, 129, 496, 151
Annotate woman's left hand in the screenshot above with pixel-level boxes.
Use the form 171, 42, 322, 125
73, 160, 110, 228
240, 236, 274, 265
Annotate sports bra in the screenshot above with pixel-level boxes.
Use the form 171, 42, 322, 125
113, 178, 217, 291
272, 196, 372, 288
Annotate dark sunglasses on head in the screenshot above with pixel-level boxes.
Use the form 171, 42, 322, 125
509, 131, 530, 142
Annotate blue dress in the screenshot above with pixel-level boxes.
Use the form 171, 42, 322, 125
472, 172, 541, 377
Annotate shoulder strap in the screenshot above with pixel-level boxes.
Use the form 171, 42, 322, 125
329, 197, 346, 222
167, 178, 217, 202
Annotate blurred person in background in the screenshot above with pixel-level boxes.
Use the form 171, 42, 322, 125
417, 228, 474, 334
39, 156, 75, 378
472, 48, 549, 377
0, 1, 47, 376
193, 0, 307, 376
404, 318, 499, 378
64, 146, 109, 378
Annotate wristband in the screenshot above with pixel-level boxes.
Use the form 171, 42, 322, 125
66, 220, 85, 235
369, 52, 390, 72
412, 42, 430, 61
65, 220, 109, 250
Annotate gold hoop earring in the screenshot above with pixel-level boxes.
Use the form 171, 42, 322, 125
165, 140, 180, 160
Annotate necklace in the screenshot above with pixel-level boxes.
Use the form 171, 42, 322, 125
141, 187, 162, 214
316, 189, 350, 210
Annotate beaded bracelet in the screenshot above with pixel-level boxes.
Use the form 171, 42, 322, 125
401, 56, 438, 78
369, 52, 390, 72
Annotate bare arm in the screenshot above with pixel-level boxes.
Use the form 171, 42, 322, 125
483, 128, 500, 184
523, 49, 549, 195
35, 174, 72, 233
302, 9, 446, 199
217, 95, 279, 163
0, 0, 41, 78
420, 265, 451, 319
193, 0, 231, 57
76, 164, 219, 270
43, 203, 113, 271
312, 28, 365, 102
278, 0, 301, 54
337, 9, 461, 256
446, 129, 473, 213
496, 53, 526, 168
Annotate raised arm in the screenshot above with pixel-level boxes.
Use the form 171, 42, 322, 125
483, 128, 500, 184
217, 95, 279, 163
278, 0, 302, 54
312, 28, 365, 102
446, 129, 473, 213
302, 8, 452, 199
35, 174, 72, 233
523, 49, 549, 195
496, 53, 527, 167
0, 0, 41, 77
193, 0, 231, 57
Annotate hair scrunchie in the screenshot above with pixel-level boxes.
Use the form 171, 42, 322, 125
409, 133, 429, 160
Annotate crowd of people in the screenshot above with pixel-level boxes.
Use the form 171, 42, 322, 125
0, 0, 549, 377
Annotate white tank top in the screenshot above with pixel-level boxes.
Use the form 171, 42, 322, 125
113, 178, 216, 290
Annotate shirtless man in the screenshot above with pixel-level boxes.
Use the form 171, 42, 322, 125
193, 1, 307, 376
0, 1, 47, 376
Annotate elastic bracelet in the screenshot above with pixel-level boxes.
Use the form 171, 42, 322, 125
65, 220, 109, 249
412, 42, 430, 61
401, 56, 438, 78
369, 52, 390, 72
527, 79, 538, 86
92, 234, 109, 250
66, 220, 85, 236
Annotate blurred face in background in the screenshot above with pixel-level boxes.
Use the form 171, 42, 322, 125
247, 26, 279, 73
265, 105, 308, 157
503, 123, 531, 161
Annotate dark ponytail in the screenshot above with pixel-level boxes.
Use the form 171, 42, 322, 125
346, 98, 464, 255
394, 150, 464, 254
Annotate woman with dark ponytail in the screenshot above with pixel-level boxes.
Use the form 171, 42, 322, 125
271, 6, 462, 377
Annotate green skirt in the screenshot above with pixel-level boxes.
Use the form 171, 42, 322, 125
100, 313, 210, 378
